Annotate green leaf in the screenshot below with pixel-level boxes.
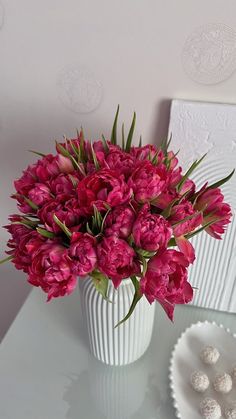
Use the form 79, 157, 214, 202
91, 271, 109, 300
86, 222, 94, 235
68, 174, 79, 188
140, 255, 148, 275
56, 140, 86, 176
28, 150, 46, 157
101, 207, 111, 232
36, 228, 55, 239
11, 221, 33, 230
79, 127, 87, 162
167, 237, 177, 247
121, 123, 125, 150
115, 276, 142, 328
92, 205, 103, 230
90, 142, 100, 170
186, 220, 216, 239
151, 150, 160, 165
56, 141, 71, 158
101, 134, 109, 153
125, 111, 136, 152
208, 169, 235, 190
66, 137, 80, 158
171, 212, 201, 228
53, 214, 72, 238
160, 133, 172, 155
136, 248, 156, 258
0, 255, 13, 265
138, 135, 142, 147
111, 105, 120, 145
177, 154, 207, 192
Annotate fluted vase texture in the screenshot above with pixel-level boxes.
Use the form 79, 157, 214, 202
79, 277, 156, 366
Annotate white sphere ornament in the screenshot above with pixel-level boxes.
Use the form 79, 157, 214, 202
200, 346, 220, 365
213, 372, 232, 394
200, 397, 221, 419
190, 370, 209, 392
224, 402, 236, 419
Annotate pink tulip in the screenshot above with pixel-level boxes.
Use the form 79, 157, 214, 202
132, 204, 172, 251
128, 161, 168, 203
195, 187, 232, 239
69, 232, 97, 276
28, 243, 77, 301
77, 169, 132, 214
140, 249, 193, 320
97, 236, 140, 288
104, 205, 135, 239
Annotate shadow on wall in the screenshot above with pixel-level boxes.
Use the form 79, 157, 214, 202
0, 101, 172, 341
151, 99, 172, 147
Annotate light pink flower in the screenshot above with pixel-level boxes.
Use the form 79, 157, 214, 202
97, 236, 140, 288
128, 161, 168, 203
140, 249, 193, 320
69, 232, 97, 276
195, 187, 232, 239
132, 204, 172, 251
77, 169, 132, 213
104, 205, 135, 239
56, 154, 74, 174
28, 243, 77, 301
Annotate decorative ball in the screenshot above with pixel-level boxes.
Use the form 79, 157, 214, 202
200, 346, 220, 365
213, 372, 232, 393
231, 365, 236, 381
224, 402, 236, 419
200, 397, 221, 419
190, 370, 209, 392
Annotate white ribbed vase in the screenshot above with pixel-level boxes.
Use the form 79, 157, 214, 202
79, 276, 156, 366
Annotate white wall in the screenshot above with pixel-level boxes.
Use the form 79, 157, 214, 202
1, 0, 236, 340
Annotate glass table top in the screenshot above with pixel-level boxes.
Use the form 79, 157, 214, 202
0, 289, 235, 419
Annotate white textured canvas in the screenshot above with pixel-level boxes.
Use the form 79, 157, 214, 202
168, 100, 236, 312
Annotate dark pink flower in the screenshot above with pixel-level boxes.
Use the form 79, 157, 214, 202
38, 200, 79, 233
140, 249, 193, 320
35, 154, 61, 181
50, 174, 75, 199
169, 201, 203, 237
131, 145, 161, 161
97, 236, 140, 288
104, 205, 135, 239
128, 161, 168, 203
132, 204, 172, 251
28, 243, 77, 301
5, 218, 44, 273
69, 232, 97, 276
77, 169, 132, 213
195, 187, 232, 239
28, 183, 52, 207
105, 150, 134, 178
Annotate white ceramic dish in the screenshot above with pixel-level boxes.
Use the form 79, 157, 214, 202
169, 321, 236, 418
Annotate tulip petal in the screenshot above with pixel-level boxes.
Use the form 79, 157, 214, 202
175, 236, 195, 264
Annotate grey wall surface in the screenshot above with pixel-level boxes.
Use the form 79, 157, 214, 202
1, 0, 236, 340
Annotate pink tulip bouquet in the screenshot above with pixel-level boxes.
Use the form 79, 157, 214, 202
1, 107, 234, 324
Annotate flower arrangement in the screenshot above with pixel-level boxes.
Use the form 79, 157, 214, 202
1, 107, 234, 325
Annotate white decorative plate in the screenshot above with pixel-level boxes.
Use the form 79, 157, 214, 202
169, 321, 236, 418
